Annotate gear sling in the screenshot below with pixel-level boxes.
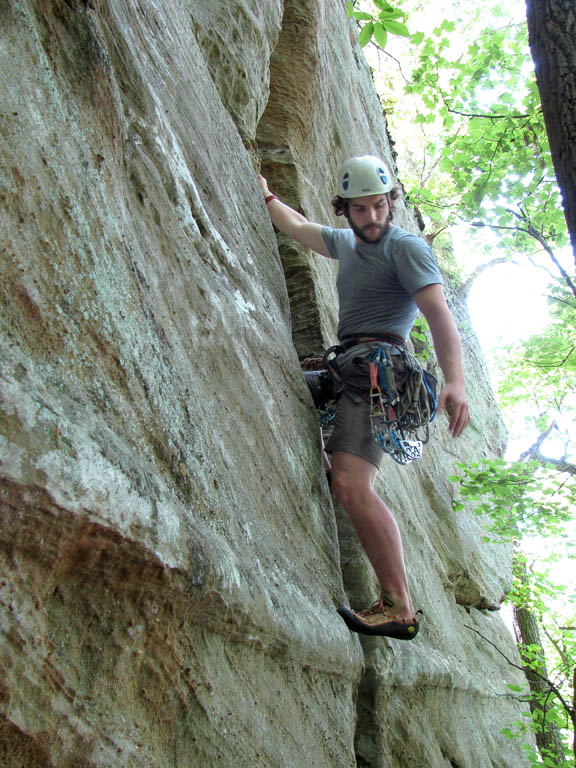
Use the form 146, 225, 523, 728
304, 337, 437, 465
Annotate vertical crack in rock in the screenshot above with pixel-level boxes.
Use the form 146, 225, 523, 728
256, 0, 340, 358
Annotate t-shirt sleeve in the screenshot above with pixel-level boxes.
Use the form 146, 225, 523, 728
322, 226, 353, 260
393, 235, 443, 296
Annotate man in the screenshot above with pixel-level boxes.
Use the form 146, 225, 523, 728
258, 155, 470, 640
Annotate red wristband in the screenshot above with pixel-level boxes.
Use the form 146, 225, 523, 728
264, 194, 279, 204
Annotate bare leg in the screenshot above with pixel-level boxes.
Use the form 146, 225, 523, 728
330, 451, 415, 620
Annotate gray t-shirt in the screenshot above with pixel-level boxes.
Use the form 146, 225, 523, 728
322, 225, 443, 341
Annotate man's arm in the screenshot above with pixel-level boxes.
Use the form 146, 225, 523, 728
413, 283, 470, 437
258, 175, 331, 258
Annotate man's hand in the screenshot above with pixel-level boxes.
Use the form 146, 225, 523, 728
300, 357, 324, 370
436, 380, 470, 437
256, 174, 331, 257
258, 174, 271, 199
413, 284, 470, 437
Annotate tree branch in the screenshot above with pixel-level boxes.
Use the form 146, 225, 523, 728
444, 106, 532, 120
519, 421, 558, 459
464, 625, 574, 717
519, 421, 576, 475
437, 85, 532, 120
469, 220, 533, 235
460, 256, 512, 296
525, 223, 576, 301
524, 451, 576, 476
545, 295, 576, 311
527, 345, 576, 370
469, 211, 576, 301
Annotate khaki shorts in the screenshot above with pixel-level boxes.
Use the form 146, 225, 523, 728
325, 342, 404, 468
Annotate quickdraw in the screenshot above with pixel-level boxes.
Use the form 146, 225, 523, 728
318, 400, 337, 431
368, 346, 437, 465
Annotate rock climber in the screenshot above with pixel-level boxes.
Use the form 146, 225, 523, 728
258, 155, 470, 640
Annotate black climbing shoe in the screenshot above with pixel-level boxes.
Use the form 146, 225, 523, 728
337, 601, 423, 640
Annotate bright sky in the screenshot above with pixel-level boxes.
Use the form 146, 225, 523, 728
467, 261, 550, 349
458, 234, 553, 459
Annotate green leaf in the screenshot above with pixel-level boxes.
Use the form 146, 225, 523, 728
498, 91, 514, 105
373, 22, 388, 50
358, 22, 374, 47
411, 31, 425, 45
378, 8, 405, 20
353, 11, 375, 21
381, 19, 410, 37
422, 93, 437, 109
346, 0, 355, 18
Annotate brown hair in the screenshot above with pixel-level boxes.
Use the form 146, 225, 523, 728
331, 184, 402, 219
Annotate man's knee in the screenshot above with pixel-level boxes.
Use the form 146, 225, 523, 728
330, 469, 348, 505
330, 469, 370, 509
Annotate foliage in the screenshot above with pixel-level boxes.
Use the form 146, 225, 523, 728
508, 565, 576, 768
494, 282, 576, 467
450, 458, 575, 543
404, 17, 564, 240
346, 0, 410, 51
450, 459, 576, 763
409, 314, 431, 360
497, 288, 576, 392
352, 0, 568, 262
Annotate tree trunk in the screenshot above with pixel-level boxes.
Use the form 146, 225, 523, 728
526, 0, 576, 266
513, 565, 566, 764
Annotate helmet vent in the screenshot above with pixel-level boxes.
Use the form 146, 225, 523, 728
336, 155, 393, 197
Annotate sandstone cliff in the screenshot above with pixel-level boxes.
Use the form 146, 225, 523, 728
1, 1, 533, 766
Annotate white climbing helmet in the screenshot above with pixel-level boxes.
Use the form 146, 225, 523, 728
337, 155, 394, 198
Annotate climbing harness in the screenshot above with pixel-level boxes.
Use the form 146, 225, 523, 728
303, 341, 437, 465
303, 366, 337, 436
367, 345, 437, 465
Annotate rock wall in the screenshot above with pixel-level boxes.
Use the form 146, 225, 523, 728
0, 1, 533, 766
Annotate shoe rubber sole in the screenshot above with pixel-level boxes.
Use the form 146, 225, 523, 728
337, 607, 422, 640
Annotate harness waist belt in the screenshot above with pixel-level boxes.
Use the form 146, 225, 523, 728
339, 334, 406, 351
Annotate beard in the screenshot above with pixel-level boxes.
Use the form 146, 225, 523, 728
349, 216, 391, 244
